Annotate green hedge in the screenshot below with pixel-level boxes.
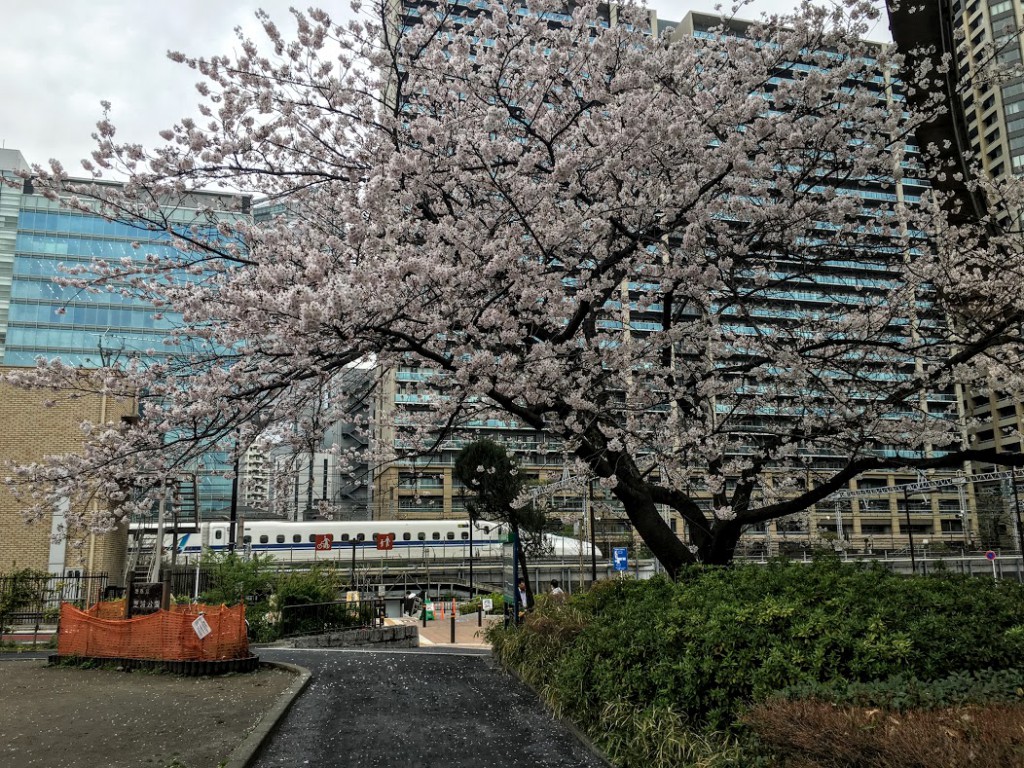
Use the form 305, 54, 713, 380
488, 560, 1024, 765
774, 667, 1024, 712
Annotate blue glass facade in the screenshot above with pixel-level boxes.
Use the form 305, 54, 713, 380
6, 208, 210, 366
0, 149, 249, 516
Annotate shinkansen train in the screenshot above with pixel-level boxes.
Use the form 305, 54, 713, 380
158, 518, 601, 563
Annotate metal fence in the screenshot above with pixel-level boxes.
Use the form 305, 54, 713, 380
279, 598, 385, 638
0, 572, 109, 630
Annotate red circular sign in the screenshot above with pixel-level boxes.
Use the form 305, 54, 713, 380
985, 550, 997, 561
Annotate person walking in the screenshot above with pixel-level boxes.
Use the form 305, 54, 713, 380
549, 579, 565, 602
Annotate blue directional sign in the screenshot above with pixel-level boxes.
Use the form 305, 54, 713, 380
612, 547, 629, 571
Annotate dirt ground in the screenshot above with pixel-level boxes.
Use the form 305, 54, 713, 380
0, 659, 293, 768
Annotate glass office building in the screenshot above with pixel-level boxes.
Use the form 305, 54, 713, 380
0, 148, 249, 514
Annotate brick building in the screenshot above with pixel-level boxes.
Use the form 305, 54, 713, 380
0, 368, 136, 580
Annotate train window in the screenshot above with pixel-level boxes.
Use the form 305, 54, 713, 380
372, 533, 379, 541
446, 532, 455, 540
276, 535, 285, 544
461, 532, 469, 540
432, 532, 441, 540
293, 535, 302, 543
341, 534, 350, 542
259, 535, 269, 544
403, 532, 411, 541
357, 533, 365, 541
483, 526, 490, 534
243, 535, 252, 544
214, 530, 223, 540
308, 535, 315, 543
417, 532, 426, 541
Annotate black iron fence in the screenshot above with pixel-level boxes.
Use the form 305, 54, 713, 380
278, 598, 385, 638
0, 572, 109, 631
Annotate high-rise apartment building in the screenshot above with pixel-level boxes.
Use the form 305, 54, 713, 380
940, 0, 1024, 548
371, 5, 979, 554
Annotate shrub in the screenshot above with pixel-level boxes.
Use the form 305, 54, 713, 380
198, 552, 275, 606
773, 668, 1024, 712
488, 560, 1024, 766
742, 699, 1024, 768
459, 591, 505, 615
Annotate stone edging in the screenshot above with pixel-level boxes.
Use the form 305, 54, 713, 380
491, 656, 615, 768
222, 660, 312, 768
47, 654, 261, 676
265, 624, 419, 649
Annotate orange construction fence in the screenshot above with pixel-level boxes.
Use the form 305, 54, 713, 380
58, 602, 249, 661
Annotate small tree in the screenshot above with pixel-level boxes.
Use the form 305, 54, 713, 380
454, 439, 547, 604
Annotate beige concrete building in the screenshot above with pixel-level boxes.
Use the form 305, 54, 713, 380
0, 368, 136, 580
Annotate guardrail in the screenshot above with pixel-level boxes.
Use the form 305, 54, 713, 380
278, 598, 385, 638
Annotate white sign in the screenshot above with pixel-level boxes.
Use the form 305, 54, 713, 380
192, 614, 212, 640
482, 598, 494, 613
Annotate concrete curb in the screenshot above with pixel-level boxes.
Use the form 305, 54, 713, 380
492, 656, 615, 768
221, 661, 312, 768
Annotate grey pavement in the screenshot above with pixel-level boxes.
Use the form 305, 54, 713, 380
252, 647, 610, 768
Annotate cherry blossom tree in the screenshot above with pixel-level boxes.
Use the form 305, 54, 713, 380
8, 0, 1024, 574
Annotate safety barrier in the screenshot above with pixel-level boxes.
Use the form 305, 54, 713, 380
57, 602, 249, 661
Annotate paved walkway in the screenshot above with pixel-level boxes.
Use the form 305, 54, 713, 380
252, 647, 609, 768
397, 610, 501, 648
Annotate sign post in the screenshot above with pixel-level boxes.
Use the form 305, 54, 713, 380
314, 533, 333, 562
986, 549, 998, 578
612, 547, 629, 573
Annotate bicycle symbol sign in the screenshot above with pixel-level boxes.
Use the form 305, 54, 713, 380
314, 534, 334, 551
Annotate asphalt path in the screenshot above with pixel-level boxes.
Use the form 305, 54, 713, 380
252, 647, 610, 768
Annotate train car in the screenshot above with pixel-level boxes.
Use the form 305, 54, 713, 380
163, 519, 601, 563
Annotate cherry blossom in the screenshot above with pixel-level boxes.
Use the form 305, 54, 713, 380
7, 0, 1024, 572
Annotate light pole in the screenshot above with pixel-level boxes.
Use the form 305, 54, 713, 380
1010, 471, 1024, 560
902, 485, 917, 574
228, 441, 240, 553
587, 478, 597, 584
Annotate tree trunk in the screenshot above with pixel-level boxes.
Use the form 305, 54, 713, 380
701, 520, 743, 566
611, 478, 696, 579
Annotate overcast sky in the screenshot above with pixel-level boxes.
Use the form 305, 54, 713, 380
0, 1, 892, 173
